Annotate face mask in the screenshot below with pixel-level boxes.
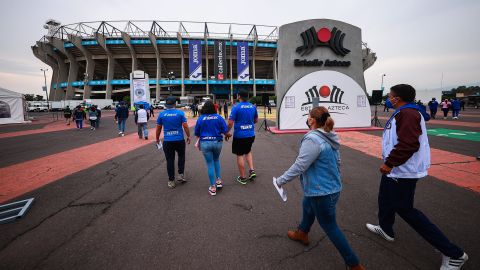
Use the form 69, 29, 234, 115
385, 97, 396, 109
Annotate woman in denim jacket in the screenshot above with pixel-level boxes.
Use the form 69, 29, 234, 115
275, 106, 365, 270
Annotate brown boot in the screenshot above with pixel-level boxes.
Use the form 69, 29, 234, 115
348, 265, 366, 270
287, 229, 309, 245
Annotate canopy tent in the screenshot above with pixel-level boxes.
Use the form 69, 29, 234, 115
0, 87, 27, 124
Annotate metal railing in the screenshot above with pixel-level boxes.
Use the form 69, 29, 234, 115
40, 20, 279, 42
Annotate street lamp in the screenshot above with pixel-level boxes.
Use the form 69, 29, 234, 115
381, 74, 386, 91
168, 71, 175, 95
83, 72, 89, 99
40, 68, 50, 110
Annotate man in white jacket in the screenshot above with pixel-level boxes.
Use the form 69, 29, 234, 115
135, 104, 149, 140
366, 84, 468, 270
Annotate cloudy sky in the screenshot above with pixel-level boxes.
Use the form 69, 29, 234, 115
0, 0, 478, 97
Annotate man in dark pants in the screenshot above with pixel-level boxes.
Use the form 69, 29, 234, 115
156, 97, 191, 188
366, 84, 468, 270
428, 98, 438, 119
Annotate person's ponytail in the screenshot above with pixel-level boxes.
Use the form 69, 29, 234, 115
310, 106, 335, 132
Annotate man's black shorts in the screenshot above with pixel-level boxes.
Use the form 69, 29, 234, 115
232, 136, 255, 155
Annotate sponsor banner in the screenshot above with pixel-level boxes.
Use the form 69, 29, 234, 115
279, 70, 370, 129
189, 40, 202, 80
237, 42, 249, 81
214, 40, 227, 80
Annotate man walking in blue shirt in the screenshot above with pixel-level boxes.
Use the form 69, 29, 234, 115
227, 91, 258, 184
156, 97, 191, 188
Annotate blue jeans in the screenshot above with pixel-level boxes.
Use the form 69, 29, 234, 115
200, 140, 223, 186
118, 118, 126, 133
452, 109, 460, 118
299, 193, 360, 267
75, 120, 83, 129
378, 175, 463, 258
137, 123, 148, 138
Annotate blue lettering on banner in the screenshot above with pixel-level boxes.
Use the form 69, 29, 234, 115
237, 42, 250, 82
189, 40, 202, 80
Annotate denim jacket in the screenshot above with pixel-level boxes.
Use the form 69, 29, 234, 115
276, 129, 342, 197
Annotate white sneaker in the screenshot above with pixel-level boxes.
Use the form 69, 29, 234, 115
440, 252, 468, 270
121, 133, 125, 137
366, 223, 395, 242
168, 181, 176, 189
176, 173, 187, 184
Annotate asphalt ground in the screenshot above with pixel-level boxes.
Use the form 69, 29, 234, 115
0, 107, 479, 270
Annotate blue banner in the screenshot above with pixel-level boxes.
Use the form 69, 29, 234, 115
189, 40, 202, 80
237, 42, 249, 81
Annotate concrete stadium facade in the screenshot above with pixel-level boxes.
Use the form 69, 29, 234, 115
32, 20, 376, 101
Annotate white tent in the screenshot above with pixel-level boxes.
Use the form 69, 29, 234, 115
0, 87, 27, 124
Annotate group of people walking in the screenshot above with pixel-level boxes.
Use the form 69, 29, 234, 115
274, 84, 468, 270
64, 105, 102, 130
429, 98, 464, 119
155, 91, 258, 195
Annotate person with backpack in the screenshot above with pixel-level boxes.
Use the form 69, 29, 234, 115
135, 104, 149, 140
88, 106, 99, 130
115, 101, 129, 136
194, 100, 230, 196
63, 106, 72, 125
274, 106, 365, 270
366, 84, 468, 270
72, 105, 86, 129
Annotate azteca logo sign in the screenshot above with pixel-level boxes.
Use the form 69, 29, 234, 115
300, 84, 350, 115
296, 27, 350, 57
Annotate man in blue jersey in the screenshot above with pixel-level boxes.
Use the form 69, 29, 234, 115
156, 97, 191, 189
227, 91, 258, 184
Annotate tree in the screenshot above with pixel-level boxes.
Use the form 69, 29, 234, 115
24, 94, 34, 101
34, 95, 44, 101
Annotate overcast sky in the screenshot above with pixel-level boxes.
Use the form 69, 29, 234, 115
0, 0, 479, 97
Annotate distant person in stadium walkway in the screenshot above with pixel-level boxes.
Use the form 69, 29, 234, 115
227, 91, 258, 184
214, 102, 219, 114
274, 107, 365, 270
149, 105, 155, 117
441, 99, 451, 119
366, 84, 468, 270
88, 106, 99, 130
451, 98, 461, 119
63, 105, 72, 125
223, 101, 228, 119
72, 105, 86, 129
460, 99, 465, 111
95, 105, 102, 128
115, 101, 129, 136
135, 104, 149, 140
194, 100, 230, 196
156, 97, 191, 189
267, 102, 272, 114
428, 98, 439, 119
218, 102, 222, 115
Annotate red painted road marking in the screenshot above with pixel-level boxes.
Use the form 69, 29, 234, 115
377, 116, 480, 128
339, 132, 479, 192
0, 119, 196, 204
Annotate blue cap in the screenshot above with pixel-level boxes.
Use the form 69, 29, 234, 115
165, 96, 176, 108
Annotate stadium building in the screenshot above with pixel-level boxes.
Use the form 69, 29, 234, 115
32, 20, 376, 101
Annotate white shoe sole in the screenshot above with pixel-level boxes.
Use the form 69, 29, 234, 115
366, 224, 395, 242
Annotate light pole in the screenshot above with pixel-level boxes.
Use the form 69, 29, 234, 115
83, 72, 89, 100
381, 74, 386, 91
40, 68, 50, 110
168, 71, 175, 96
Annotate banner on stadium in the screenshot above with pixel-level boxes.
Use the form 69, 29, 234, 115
214, 40, 227, 80
237, 42, 249, 81
189, 40, 202, 81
